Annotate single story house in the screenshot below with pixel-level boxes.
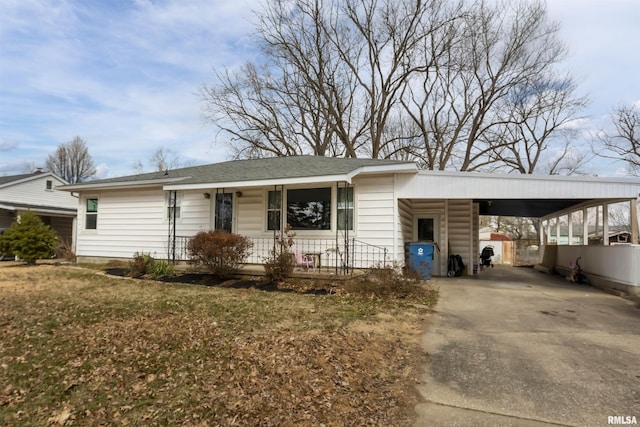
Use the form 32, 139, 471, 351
0, 171, 77, 257
60, 156, 640, 295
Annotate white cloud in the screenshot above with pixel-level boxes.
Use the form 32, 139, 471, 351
0, 0, 637, 178
0, 0, 260, 177
0, 139, 18, 151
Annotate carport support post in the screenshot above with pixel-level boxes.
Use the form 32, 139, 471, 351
603, 203, 609, 246
631, 198, 639, 244
583, 208, 589, 246
568, 215, 573, 245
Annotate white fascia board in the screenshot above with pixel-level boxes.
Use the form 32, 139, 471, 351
346, 163, 417, 180
0, 203, 77, 216
164, 174, 351, 191
417, 169, 640, 185
59, 177, 189, 192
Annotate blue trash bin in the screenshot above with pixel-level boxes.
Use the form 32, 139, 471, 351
407, 243, 435, 279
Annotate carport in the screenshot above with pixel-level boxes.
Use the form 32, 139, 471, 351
415, 264, 640, 426
0, 202, 76, 247
395, 171, 640, 296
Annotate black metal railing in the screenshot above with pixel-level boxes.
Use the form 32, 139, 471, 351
173, 235, 390, 274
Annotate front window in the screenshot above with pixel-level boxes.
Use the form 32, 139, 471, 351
267, 190, 281, 231
166, 192, 181, 219
337, 186, 354, 230
287, 187, 331, 230
86, 198, 98, 230
46, 180, 53, 190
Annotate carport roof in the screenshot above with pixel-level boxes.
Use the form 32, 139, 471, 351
0, 202, 77, 216
474, 198, 592, 217
398, 170, 640, 218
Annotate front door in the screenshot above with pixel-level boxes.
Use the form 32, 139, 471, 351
214, 193, 233, 232
413, 214, 440, 275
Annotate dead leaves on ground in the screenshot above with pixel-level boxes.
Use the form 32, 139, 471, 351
0, 265, 430, 426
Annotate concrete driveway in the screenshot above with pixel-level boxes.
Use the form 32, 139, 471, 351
415, 266, 640, 427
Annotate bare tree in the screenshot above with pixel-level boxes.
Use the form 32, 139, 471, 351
45, 137, 95, 183
401, 1, 587, 172
132, 147, 194, 173
203, 0, 454, 159
595, 104, 640, 175
150, 147, 186, 172
202, 0, 585, 172
21, 161, 41, 174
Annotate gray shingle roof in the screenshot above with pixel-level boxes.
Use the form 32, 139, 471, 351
0, 172, 41, 186
68, 156, 415, 187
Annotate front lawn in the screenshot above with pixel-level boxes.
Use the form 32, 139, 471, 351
0, 263, 436, 426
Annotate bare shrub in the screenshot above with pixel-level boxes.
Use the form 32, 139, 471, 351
187, 230, 252, 277
345, 263, 431, 299
55, 238, 76, 262
263, 225, 296, 282
128, 252, 155, 278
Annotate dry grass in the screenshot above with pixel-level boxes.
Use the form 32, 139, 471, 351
0, 262, 436, 426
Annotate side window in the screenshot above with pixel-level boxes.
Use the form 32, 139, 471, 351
267, 190, 281, 231
337, 186, 354, 230
46, 180, 53, 190
86, 198, 98, 230
166, 192, 181, 219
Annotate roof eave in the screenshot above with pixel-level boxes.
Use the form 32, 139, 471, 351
417, 169, 640, 184
0, 203, 77, 216
164, 174, 351, 191
0, 172, 68, 189
59, 177, 189, 192
164, 163, 418, 191
347, 163, 417, 180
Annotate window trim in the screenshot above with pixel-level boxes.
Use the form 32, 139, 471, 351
165, 191, 182, 221
286, 187, 332, 231
262, 184, 357, 236
85, 197, 98, 230
337, 186, 355, 231
266, 189, 282, 231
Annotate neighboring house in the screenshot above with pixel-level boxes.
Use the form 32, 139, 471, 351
60, 156, 640, 289
0, 172, 78, 257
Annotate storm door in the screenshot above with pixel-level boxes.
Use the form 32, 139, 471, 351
215, 193, 233, 233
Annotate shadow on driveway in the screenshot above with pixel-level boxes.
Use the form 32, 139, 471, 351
416, 266, 640, 426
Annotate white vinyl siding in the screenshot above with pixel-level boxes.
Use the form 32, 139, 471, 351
76, 188, 168, 259
397, 199, 412, 261
447, 200, 473, 274
0, 175, 76, 207
236, 188, 263, 235
352, 176, 395, 254
177, 191, 211, 236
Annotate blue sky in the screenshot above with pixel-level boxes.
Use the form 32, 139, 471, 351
1, 0, 639, 178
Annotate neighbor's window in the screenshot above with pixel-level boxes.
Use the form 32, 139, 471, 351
337, 186, 354, 230
267, 190, 281, 231
46, 180, 53, 190
86, 198, 98, 230
166, 192, 181, 219
287, 187, 331, 230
